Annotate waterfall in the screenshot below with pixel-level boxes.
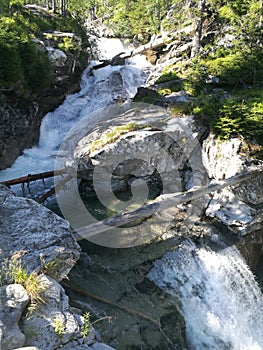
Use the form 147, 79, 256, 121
148, 239, 263, 350
0, 39, 150, 186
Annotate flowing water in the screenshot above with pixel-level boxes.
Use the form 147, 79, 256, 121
0, 39, 150, 189
148, 239, 263, 350
1, 38, 263, 349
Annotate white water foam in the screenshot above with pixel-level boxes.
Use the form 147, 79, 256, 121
148, 239, 263, 350
0, 39, 151, 189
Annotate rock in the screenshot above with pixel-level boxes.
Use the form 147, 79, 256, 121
144, 49, 158, 64
73, 110, 207, 198
46, 47, 67, 67
0, 191, 115, 350
90, 344, 116, 350
202, 135, 263, 270
205, 187, 255, 228
232, 171, 263, 206
0, 284, 29, 350
0, 94, 39, 170
202, 135, 246, 180
13, 347, 39, 350
20, 276, 96, 350
163, 91, 193, 104
0, 185, 80, 281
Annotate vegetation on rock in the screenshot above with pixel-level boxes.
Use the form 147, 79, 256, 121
133, 0, 263, 148
0, 2, 90, 97
0, 257, 46, 316
89, 123, 146, 153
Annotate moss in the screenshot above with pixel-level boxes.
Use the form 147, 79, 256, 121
89, 123, 146, 153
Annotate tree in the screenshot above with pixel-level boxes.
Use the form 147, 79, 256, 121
191, 0, 207, 58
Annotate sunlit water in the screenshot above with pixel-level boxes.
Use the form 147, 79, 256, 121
148, 239, 263, 350
0, 39, 151, 194
1, 37, 262, 350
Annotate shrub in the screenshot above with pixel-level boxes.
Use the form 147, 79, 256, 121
0, 15, 52, 95
193, 93, 263, 145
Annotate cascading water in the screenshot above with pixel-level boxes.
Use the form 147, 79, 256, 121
1, 37, 262, 350
148, 238, 263, 350
0, 39, 150, 187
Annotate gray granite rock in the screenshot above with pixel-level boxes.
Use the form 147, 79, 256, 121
0, 284, 29, 350
20, 276, 95, 350
0, 185, 80, 281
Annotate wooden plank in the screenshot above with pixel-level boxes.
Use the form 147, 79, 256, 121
75, 168, 263, 240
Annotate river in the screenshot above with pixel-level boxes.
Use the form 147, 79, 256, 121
0, 39, 262, 349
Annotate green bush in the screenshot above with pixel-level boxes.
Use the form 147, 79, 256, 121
0, 7, 90, 96
193, 94, 263, 145
0, 15, 52, 95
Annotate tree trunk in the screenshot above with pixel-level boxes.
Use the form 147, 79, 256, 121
191, 0, 206, 58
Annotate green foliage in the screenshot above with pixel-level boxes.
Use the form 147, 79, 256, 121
0, 258, 46, 316
81, 312, 91, 338
89, 123, 145, 152
218, 5, 236, 23
156, 71, 180, 84
58, 37, 78, 52
54, 317, 66, 338
0, 14, 52, 95
0, 257, 28, 286
193, 93, 263, 145
0, 6, 90, 96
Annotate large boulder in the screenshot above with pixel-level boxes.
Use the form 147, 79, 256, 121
72, 107, 207, 197
0, 185, 80, 281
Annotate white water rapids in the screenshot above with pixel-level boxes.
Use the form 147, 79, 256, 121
1, 38, 262, 350
148, 239, 263, 350
0, 39, 150, 185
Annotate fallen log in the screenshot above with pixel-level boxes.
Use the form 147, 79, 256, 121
92, 52, 132, 70
62, 282, 159, 326
75, 168, 263, 241
132, 37, 172, 56
0, 169, 67, 187
36, 174, 73, 203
